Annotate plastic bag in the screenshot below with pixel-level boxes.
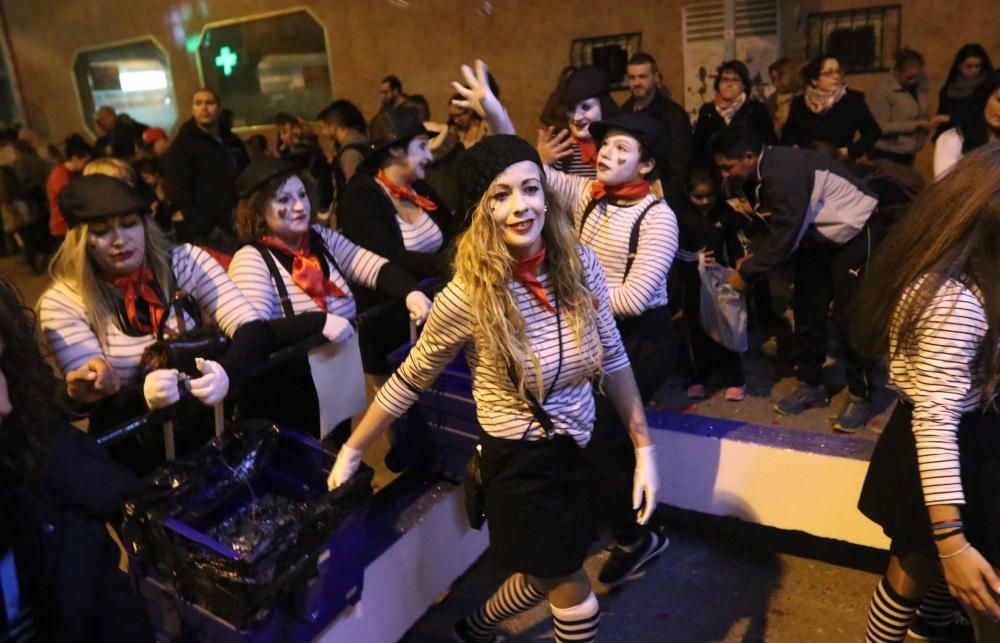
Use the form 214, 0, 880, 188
697, 254, 748, 353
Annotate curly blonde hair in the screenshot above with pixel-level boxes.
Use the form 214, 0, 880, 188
454, 174, 603, 400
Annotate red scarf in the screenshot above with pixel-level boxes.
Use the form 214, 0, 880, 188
107, 267, 165, 335
377, 170, 438, 212
510, 247, 554, 313
258, 233, 348, 313
573, 135, 598, 167
590, 180, 651, 202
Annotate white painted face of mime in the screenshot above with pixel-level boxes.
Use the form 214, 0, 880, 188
568, 98, 602, 140
489, 161, 547, 260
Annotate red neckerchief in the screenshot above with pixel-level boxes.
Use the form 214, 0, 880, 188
258, 233, 348, 313
590, 180, 651, 203
107, 267, 164, 335
572, 135, 598, 167
377, 169, 438, 212
510, 247, 555, 313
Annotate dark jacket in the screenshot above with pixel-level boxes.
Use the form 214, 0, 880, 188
677, 201, 752, 269
739, 145, 878, 281
95, 115, 147, 159
692, 98, 777, 163
1, 422, 151, 642
780, 90, 881, 159
622, 90, 693, 211
163, 118, 249, 241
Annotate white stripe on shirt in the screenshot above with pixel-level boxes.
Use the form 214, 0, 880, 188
396, 212, 443, 253
376, 245, 630, 446
553, 141, 597, 178
545, 167, 679, 317
889, 275, 990, 506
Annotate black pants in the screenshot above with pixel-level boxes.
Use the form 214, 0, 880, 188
792, 230, 873, 398
680, 264, 744, 388
585, 306, 676, 544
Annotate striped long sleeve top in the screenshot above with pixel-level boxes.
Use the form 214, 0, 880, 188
544, 167, 679, 317
889, 275, 991, 506
38, 244, 260, 384
376, 245, 631, 446
228, 224, 387, 321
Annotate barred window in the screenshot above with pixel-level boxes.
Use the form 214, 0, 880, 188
806, 5, 901, 74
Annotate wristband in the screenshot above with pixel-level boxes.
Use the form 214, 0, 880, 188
939, 542, 972, 559
931, 520, 964, 531
932, 528, 964, 542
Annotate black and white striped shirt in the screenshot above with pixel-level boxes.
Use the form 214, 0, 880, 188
228, 224, 386, 320
553, 140, 597, 178
545, 167, 679, 317
39, 244, 260, 384
376, 245, 630, 446
889, 275, 990, 506
395, 212, 443, 253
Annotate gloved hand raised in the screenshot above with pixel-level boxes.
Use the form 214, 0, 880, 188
322, 314, 355, 344
633, 445, 660, 525
327, 445, 363, 490
189, 358, 229, 406
405, 291, 432, 326
143, 368, 180, 410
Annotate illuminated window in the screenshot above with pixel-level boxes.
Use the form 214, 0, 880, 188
73, 38, 177, 133
196, 10, 332, 128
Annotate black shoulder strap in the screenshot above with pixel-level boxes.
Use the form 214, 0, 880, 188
253, 244, 295, 319
624, 199, 661, 278
579, 197, 601, 233
507, 363, 556, 438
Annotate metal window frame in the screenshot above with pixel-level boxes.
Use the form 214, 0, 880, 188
805, 4, 901, 74
569, 32, 643, 91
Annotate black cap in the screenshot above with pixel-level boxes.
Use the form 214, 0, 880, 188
58, 174, 149, 228
236, 157, 298, 199
368, 106, 430, 157
457, 135, 542, 220
561, 66, 612, 107
589, 112, 668, 161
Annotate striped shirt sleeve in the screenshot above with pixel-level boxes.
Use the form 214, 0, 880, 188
38, 283, 106, 375
227, 245, 280, 319
174, 244, 261, 337
608, 201, 678, 317
314, 224, 386, 291
544, 165, 590, 214
891, 278, 988, 506
581, 246, 630, 374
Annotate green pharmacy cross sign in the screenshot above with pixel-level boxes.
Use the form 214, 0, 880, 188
215, 46, 238, 76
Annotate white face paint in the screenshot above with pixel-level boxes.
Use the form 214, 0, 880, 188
86, 214, 147, 277
265, 175, 311, 247
391, 135, 433, 183
568, 98, 603, 140
596, 132, 652, 186
488, 161, 546, 260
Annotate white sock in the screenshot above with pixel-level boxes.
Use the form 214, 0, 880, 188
551, 592, 600, 642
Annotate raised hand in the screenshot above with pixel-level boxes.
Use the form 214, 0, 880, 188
451, 59, 514, 135
536, 127, 573, 166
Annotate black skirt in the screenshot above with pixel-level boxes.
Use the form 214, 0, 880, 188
479, 433, 595, 578
859, 401, 1000, 561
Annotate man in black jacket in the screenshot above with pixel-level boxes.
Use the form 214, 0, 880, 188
712, 127, 880, 432
622, 53, 693, 211
163, 88, 249, 253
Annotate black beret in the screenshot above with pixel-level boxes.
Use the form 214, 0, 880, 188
58, 174, 149, 228
457, 135, 542, 220
589, 112, 668, 161
561, 66, 612, 107
236, 157, 298, 199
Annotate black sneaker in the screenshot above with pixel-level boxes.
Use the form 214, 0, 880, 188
453, 618, 505, 643
834, 395, 872, 433
774, 383, 830, 415
597, 529, 670, 588
907, 613, 974, 643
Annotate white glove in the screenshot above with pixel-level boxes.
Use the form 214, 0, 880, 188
143, 369, 180, 410
327, 445, 363, 490
450, 60, 514, 135
322, 314, 355, 344
633, 445, 660, 525
405, 291, 432, 326
189, 358, 229, 406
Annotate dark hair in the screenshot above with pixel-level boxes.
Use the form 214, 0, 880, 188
714, 60, 751, 92
0, 277, 60, 479
234, 168, 319, 243
404, 94, 431, 121
627, 52, 659, 74
801, 54, 838, 85
769, 57, 791, 74
192, 87, 219, 102
960, 71, 1000, 153
850, 144, 1000, 397
686, 164, 717, 193
893, 48, 925, 71
273, 112, 297, 127
245, 134, 268, 155
945, 43, 994, 87
709, 125, 762, 160
317, 100, 367, 133
64, 133, 94, 160
132, 156, 162, 178
382, 75, 402, 92
568, 93, 620, 121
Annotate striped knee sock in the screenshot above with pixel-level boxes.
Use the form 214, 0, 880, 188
917, 575, 959, 626
463, 573, 546, 640
865, 576, 920, 643
551, 592, 600, 643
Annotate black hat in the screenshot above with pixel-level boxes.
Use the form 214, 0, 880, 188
588, 112, 668, 161
457, 134, 541, 219
58, 174, 149, 228
561, 66, 612, 107
236, 157, 298, 199
367, 106, 430, 159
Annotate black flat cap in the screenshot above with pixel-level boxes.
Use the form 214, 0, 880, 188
457, 135, 541, 221
236, 157, 298, 199
368, 106, 430, 157
58, 174, 149, 228
561, 66, 612, 107
589, 112, 668, 161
